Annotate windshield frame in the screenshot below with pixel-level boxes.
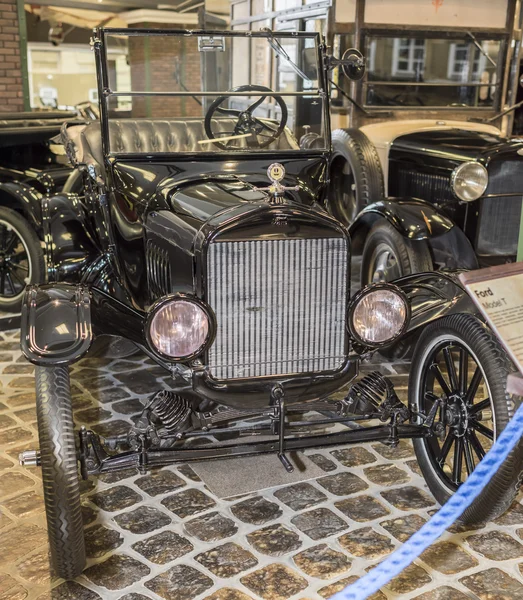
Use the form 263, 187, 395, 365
93, 27, 330, 160
359, 28, 509, 112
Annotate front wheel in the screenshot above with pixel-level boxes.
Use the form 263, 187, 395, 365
36, 365, 85, 579
409, 314, 523, 524
0, 207, 45, 312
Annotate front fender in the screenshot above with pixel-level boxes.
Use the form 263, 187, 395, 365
349, 198, 478, 269
393, 271, 478, 334
21, 284, 93, 366
350, 198, 454, 242
0, 182, 43, 230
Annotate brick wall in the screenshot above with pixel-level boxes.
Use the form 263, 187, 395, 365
127, 23, 202, 119
0, 0, 23, 113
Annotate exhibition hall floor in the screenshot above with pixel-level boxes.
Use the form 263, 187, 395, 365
0, 328, 523, 600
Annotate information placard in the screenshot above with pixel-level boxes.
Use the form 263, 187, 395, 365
459, 263, 523, 393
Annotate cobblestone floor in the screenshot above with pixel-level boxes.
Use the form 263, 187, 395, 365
1, 328, 523, 600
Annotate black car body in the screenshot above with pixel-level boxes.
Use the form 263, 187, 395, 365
17, 28, 523, 580
0, 110, 85, 312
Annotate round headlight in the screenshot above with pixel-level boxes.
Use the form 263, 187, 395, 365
350, 285, 409, 346
148, 298, 211, 360
451, 161, 488, 202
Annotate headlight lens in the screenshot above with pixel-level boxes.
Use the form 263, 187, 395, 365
350, 286, 409, 346
451, 162, 488, 202
149, 299, 210, 359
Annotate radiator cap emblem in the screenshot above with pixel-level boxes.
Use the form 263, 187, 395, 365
267, 163, 285, 183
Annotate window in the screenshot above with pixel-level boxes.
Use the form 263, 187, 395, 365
448, 43, 487, 82
392, 38, 425, 77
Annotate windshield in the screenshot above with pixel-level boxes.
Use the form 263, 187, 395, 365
364, 35, 502, 108
97, 29, 327, 155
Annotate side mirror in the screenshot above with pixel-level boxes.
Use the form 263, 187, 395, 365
326, 48, 365, 81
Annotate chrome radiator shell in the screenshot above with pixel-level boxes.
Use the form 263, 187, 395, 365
207, 237, 348, 380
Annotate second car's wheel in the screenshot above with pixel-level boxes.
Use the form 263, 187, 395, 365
410, 314, 523, 524
0, 207, 44, 312
361, 219, 433, 287
36, 365, 86, 580
329, 129, 384, 226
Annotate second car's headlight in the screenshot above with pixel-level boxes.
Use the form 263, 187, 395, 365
451, 161, 488, 202
148, 297, 212, 360
349, 285, 410, 346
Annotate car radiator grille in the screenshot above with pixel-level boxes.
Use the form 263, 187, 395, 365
477, 196, 522, 256
146, 241, 172, 299
207, 238, 347, 380
395, 167, 454, 203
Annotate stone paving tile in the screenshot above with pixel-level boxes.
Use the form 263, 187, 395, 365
204, 590, 253, 600
84, 524, 124, 558
134, 469, 186, 496
494, 501, 523, 525
45, 581, 102, 599
84, 554, 151, 590
363, 463, 410, 486
145, 564, 214, 600
335, 495, 390, 522
16, 549, 51, 585
132, 530, 193, 564
385, 563, 432, 594
316, 472, 368, 496
330, 447, 377, 467
230, 496, 283, 524
460, 567, 523, 599
466, 530, 523, 560
421, 541, 478, 574
240, 564, 308, 600
113, 506, 171, 534
272, 482, 327, 511
184, 511, 238, 542
318, 575, 386, 599
90, 485, 142, 512
1, 490, 44, 518
292, 544, 351, 579
291, 508, 348, 540
380, 513, 427, 541
195, 542, 258, 577
306, 453, 337, 472
412, 587, 472, 599
372, 440, 414, 459
246, 524, 302, 556
0, 524, 47, 563
381, 485, 435, 510
338, 527, 395, 559
161, 488, 216, 518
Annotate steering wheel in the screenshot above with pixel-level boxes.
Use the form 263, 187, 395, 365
204, 85, 288, 150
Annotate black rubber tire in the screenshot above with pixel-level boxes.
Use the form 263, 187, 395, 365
328, 128, 384, 225
410, 314, 523, 525
36, 365, 86, 580
361, 219, 433, 287
361, 219, 433, 359
0, 207, 45, 312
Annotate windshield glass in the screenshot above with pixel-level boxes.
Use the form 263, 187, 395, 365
100, 30, 327, 155
364, 35, 502, 108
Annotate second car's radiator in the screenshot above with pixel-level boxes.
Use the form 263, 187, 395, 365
207, 237, 348, 380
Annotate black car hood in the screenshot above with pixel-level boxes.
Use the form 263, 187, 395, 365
391, 128, 523, 164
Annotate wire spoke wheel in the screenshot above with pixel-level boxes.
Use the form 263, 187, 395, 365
0, 217, 32, 300
421, 341, 494, 490
410, 314, 523, 524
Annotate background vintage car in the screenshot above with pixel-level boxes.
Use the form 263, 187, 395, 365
325, 0, 523, 288
0, 107, 90, 312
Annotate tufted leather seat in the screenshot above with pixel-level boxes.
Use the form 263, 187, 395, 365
67, 118, 299, 171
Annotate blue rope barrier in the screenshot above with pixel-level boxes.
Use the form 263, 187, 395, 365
331, 402, 523, 600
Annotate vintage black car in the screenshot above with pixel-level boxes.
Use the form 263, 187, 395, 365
0, 109, 90, 311
18, 28, 523, 580
326, 0, 523, 287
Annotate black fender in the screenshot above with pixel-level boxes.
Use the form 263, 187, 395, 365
42, 193, 100, 282
0, 181, 43, 231
349, 198, 478, 270
21, 284, 93, 365
20, 283, 148, 365
393, 271, 478, 335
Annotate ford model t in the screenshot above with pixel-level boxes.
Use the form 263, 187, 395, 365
326, 0, 523, 286
19, 28, 522, 580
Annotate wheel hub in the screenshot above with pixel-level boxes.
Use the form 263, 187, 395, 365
445, 395, 469, 437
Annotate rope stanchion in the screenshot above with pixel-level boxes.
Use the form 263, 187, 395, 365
331, 402, 523, 600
